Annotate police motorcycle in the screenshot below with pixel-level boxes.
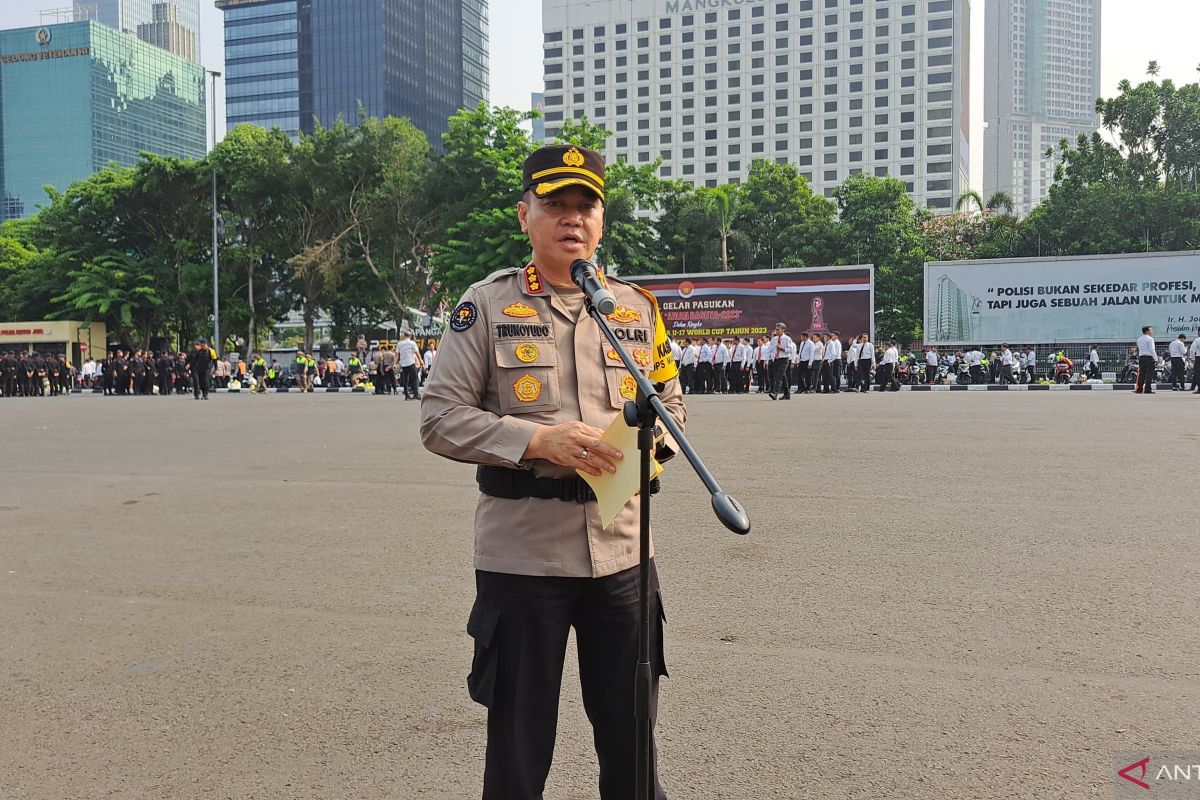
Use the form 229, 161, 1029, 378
895, 354, 922, 385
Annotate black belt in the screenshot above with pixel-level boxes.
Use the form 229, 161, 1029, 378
476, 465, 659, 504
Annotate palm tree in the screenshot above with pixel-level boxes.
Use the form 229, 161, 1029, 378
1147, 60, 1161, 77
984, 191, 1015, 217
700, 185, 742, 271
955, 189, 984, 216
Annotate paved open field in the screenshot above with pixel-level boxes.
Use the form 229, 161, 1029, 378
2, 391, 1198, 799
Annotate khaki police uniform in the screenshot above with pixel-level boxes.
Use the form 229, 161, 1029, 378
420, 140, 683, 800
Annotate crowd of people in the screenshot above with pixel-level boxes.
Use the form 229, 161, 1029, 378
670, 323, 1200, 396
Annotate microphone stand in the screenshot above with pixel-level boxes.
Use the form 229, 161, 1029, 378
584, 300, 750, 800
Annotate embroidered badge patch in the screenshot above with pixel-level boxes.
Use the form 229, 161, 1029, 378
515, 343, 539, 363
632, 348, 652, 367
607, 306, 641, 324
619, 374, 638, 400
605, 348, 623, 363
513, 374, 543, 403
502, 302, 540, 318
450, 301, 478, 332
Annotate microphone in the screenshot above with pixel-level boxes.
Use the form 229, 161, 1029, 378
570, 259, 617, 315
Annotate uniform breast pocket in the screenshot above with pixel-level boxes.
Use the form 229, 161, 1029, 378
495, 342, 560, 415
602, 339, 653, 410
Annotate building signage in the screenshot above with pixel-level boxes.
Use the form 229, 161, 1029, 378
664, 0, 767, 13
0, 47, 90, 64
924, 253, 1200, 344
628, 266, 874, 340
0, 328, 48, 336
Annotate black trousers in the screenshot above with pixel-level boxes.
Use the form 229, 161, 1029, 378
858, 359, 873, 391
1001, 364, 1015, 384
926, 363, 938, 384
680, 364, 695, 394
825, 360, 841, 392
770, 358, 790, 397
469, 563, 667, 800
1135, 355, 1156, 393
1171, 356, 1186, 389
697, 362, 713, 393
192, 370, 210, 398
877, 362, 897, 391
401, 364, 420, 397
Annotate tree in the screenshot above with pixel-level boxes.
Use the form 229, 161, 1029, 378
51, 253, 163, 345
834, 175, 929, 342
736, 159, 837, 269
698, 184, 745, 271
984, 191, 1016, 217
429, 105, 536, 301
954, 189, 984, 216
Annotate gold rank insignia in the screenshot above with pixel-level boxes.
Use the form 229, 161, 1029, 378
502, 301, 540, 318
515, 343, 539, 363
523, 264, 546, 295
606, 348, 623, 363
619, 374, 638, 400
563, 147, 586, 167
607, 306, 641, 324
513, 374, 543, 403
632, 347, 652, 367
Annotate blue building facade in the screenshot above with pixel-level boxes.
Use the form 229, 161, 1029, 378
217, 0, 488, 144
0, 22, 206, 220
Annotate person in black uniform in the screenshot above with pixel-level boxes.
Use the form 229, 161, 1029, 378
156, 352, 174, 396
47, 354, 61, 396
175, 352, 190, 394
113, 350, 130, 396
130, 352, 146, 395
57, 355, 72, 395
101, 354, 114, 395
1, 351, 16, 397
188, 340, 214, 399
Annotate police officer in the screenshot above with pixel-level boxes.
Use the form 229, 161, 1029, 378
188, 339, 215, 399
251, 353, 268, 394
420, 144, 682, 800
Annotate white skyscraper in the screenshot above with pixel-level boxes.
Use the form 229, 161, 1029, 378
541, 0, 970, 212
984, 0, 1100, 217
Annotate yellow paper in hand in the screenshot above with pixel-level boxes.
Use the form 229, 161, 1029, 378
577, 411, 664, 528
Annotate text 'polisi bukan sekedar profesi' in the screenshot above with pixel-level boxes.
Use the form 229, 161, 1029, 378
985, 281, 1200, 309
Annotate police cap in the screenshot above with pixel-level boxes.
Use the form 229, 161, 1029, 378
522, 145, 605, 202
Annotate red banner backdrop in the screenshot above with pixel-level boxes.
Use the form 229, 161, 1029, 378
626, 266, 874, 340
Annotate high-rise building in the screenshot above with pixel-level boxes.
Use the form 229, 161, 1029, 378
0, 21, 206, 221
984, 0, 1100, 217
216, 0, 489, 144
74, 0, 202, 62
137, 3, 199, 62
531, 92, 546, 141
541, 0, 970, 211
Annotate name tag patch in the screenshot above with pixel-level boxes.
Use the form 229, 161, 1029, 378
613, 328, 649, 343
496, 323, 552, 339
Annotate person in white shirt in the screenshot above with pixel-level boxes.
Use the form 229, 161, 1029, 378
670, 338, 683, 366
795, 332, 814, 393
1168, 334, 1188, 390
924, 346, 938, 385
735, 337, 753, 393
856, 334, 874, 392
876, 340, 900, 391
396, 331, 423, 400
768, 322, 794, 399
846, 337, 862, 389
680, 338, 699, 394
1135, 325, 1157, 394
999, 343, 1016, 384
1086, 345, 1101, 380
965, 347, 984, 385
1189, 328, 1200, 393
696, 338, 714, 394
751, 337, 767, 393
807, 334, 826, 395
714, 338, 731, 393
822, 331, 843, 393
1024, 347, 1038, 383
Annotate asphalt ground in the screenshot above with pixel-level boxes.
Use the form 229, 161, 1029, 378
2, 390, 1198, 800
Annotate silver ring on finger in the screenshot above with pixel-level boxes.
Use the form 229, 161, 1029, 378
580, 448, 589, 460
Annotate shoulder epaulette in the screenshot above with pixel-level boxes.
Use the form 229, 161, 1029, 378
470, 267, 521, 291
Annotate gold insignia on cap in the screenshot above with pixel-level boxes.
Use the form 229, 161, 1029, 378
619, 374, 638, 401
607, 306, 642, 324
515, 343, 539, 363
563, 147, 586, 167
502, 302, 540, 318
514, 374, 543, 403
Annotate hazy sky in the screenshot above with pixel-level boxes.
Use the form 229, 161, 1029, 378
2, 0, 1197, 190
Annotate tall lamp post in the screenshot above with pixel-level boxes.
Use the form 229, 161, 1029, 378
207, 68, 222, 353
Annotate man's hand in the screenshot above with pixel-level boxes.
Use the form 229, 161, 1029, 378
523, 421, 623, 477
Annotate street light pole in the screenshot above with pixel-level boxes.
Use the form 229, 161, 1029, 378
207, 68, 222, 354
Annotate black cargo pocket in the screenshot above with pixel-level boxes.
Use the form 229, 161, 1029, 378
654, 591, 669, 679
466, 601, 501, 708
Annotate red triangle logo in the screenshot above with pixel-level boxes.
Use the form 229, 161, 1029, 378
1118, 757, 1151, 790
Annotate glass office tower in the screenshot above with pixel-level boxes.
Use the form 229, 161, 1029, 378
0, 22, 206, 220
217, 0, 488, 144
75, 0, 201, 62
